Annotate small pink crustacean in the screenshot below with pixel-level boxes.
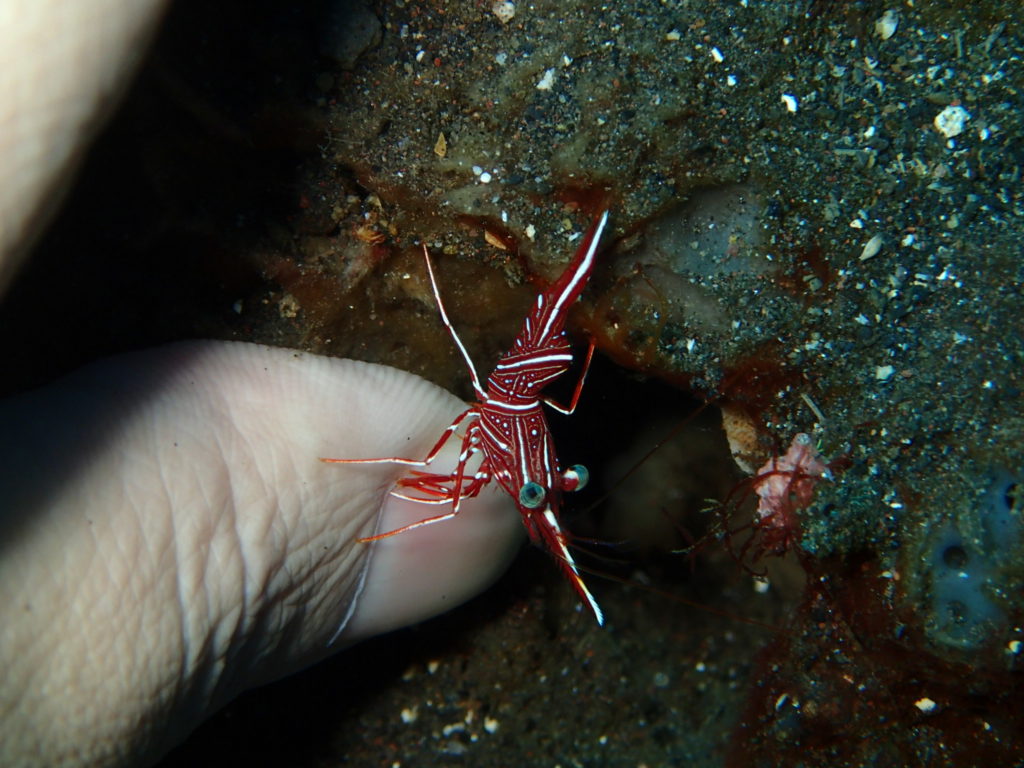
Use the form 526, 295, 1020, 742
323, 211, 611, 624
750, 432, 831, 557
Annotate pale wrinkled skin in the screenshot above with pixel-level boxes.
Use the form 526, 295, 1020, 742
0, 3, 522, 766
0, 343, 521, 767
0, 0, 168, 295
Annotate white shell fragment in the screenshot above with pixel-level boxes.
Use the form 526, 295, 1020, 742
859, 233, 884, 261
934, 105, 970, 138
875, 9, 900, 40
536, 67, 556, 90
914, 697, 937, 714
781, 93, 799, 113
491, 1, 515, 24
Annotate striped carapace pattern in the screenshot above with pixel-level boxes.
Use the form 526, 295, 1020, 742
326, 211, 610, 625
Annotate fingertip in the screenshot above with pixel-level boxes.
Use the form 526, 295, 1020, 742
336, 485, 523, 641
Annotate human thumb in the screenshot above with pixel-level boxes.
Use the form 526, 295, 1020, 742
0, 340, 522, 768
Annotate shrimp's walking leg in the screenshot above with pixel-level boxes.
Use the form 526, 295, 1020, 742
357, 429, 480, 542
320, 409, 477, 466
542, 338, 596, 415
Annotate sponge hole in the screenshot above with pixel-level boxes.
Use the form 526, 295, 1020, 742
944, 599, 969, 626
1004, 482, 1019, 511
942, 545, 968, 569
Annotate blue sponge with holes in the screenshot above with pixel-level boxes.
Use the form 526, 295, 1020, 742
927, 470, 1021, 650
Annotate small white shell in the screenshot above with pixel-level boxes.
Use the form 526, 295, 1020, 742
934, 105, 970, 138
875, 9, 899, 40
491, 1, 515, 24
536, 68, 556, 90
859, 233, 884, 261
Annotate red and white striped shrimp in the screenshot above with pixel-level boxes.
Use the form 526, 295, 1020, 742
323, 211, 610, 624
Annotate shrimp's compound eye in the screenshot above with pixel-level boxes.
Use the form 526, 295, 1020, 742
563, 464, 589, 492
518, 481, 546, 509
